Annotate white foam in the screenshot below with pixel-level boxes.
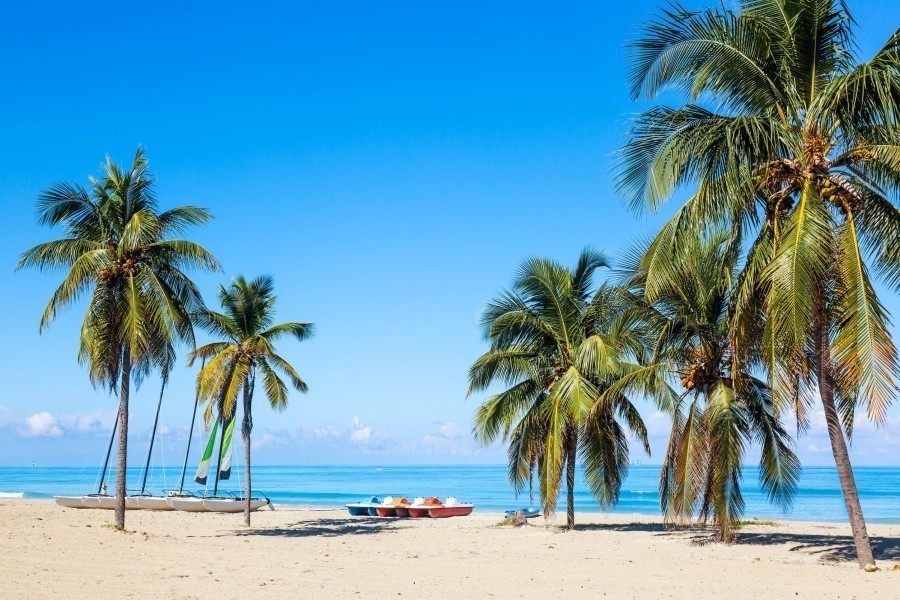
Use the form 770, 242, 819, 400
0, 492, 25, 498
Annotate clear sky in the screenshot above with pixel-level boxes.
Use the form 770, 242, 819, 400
0, 1, 897, 468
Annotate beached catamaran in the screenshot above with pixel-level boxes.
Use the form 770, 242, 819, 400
55, 373, 270, 513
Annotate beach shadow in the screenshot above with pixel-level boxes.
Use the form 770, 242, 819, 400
734, 532, 900, 564
571, 522, 673, 534
571, 522, 900, 564
228, 517, 398, 539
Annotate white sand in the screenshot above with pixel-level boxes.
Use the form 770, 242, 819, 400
1, 500, 898, 599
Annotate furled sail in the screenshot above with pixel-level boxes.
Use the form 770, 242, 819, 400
194, 418, 219, 485
218, 417, 236, 480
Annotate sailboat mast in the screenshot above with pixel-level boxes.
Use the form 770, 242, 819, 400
140, 374, 168, 494
97, 405, 120, 494
178, 358, 204, 494
213, 414, 226, 496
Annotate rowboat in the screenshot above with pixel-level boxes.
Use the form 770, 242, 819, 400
427, 497, 474, 518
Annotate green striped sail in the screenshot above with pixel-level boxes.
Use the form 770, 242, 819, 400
218, 417, 236, 480
194, 418, 219, 485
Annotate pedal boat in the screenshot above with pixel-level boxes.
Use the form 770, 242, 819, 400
427, 497, 474, 518
375, 497, 410, 517
346, 496, 380, 516
407, 496, 441, 518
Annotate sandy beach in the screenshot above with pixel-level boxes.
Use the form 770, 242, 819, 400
1, 500, 898, 599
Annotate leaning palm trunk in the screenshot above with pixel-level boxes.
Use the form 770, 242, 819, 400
242, 381, 253, 527
814, 301, 874, 567
114, 349, 131, 530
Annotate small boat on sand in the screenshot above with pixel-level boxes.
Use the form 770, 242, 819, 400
505, 507, 541, 519
408, 496, 441, 518
375, 497, 410, 517
427, 497, 473, 518
346, 496, 380, 516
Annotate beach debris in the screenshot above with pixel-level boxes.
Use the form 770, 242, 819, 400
893, 565, 900, 572
864, 564, 877, 572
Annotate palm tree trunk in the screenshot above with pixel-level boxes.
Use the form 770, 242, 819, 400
242, 378, 253, 527
114, 348, 131, 530
566, 425, 576, 531
814, 300, 874, 568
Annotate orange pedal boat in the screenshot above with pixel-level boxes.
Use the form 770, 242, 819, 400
375, 496, 410, 517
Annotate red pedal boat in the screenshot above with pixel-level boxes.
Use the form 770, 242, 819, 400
427, 497, 473, 518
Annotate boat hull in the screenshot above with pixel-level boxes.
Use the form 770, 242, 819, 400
407, 507, 430, 518
394, 506, 410, 517
166, 497, 208, 512
55, 496, 88, 509
81, 496, 118, 509
133, 496, 175, 510
505, 508, 540, 519
427, 505, 474, 518
346, 504, 371, 516
375, 506, 397, 517
202, 498, 269, 513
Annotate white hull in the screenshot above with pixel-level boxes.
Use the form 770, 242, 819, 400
80, 496, 118, 509
165, 497, 208, 512
133, 496, 175, 510
55, 496, 88, 509
202, 498, 269, 513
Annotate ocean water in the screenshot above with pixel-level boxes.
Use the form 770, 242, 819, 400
1, 464, 898, 523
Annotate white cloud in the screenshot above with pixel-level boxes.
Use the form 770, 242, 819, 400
437, 422, 464, 439
312, 425, 342, 439
23, 411, 63, 438
348, 416, 373, 444
74, 414, 104, 433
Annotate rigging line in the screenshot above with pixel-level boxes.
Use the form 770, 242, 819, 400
140, 372, 169, 495
178, 357, 205, 494
97, 403, 121, 495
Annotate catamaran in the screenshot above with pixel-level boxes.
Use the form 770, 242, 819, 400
55, 365, 270, 513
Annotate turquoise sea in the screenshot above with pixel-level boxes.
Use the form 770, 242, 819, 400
1, 465, 899, 523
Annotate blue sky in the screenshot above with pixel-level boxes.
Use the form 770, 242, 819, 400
0, 1, 897, 468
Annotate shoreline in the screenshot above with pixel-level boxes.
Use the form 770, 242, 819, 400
5, 495, 898, 527
4, 499, 900, 599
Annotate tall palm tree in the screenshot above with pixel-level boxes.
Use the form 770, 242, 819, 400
188, 275, 313, 526
625, 230, 800, 542
616, 0, 899, 566
18, 148, 220, 529
468, 250, 673, 529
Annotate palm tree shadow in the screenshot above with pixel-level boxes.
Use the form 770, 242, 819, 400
574, 522, 900, 564
228, 517, 398, 539
735, 532, 900, 564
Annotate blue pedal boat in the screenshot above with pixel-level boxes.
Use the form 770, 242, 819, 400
346, 496, 380, 516
505, 507, 541, 519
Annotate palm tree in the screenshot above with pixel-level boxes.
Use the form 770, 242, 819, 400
616, 0, 899, 566
625, 230, 800, 542
188, 275, 313, 526
18, 148, 220, 529
468, 250, 673, 529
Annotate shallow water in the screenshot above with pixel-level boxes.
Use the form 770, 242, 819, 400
1, 465, 898, 523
